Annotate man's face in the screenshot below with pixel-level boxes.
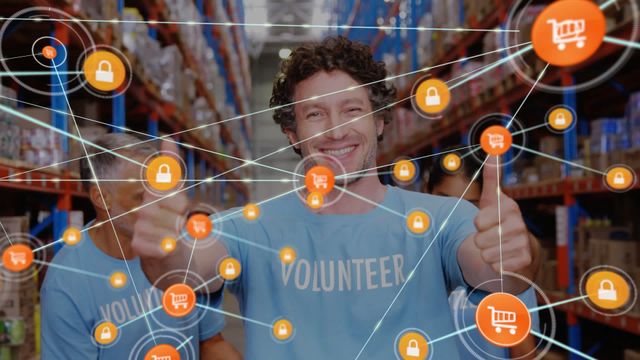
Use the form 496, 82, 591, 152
286, 70, 384, 181
101, 160, 146, 237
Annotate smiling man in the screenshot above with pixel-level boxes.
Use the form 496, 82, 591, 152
133, 36, 540, 359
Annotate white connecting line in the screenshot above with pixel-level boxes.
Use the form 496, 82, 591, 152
0, 42, 533, 185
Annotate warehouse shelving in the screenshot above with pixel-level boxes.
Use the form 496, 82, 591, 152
0, 0, 253, 251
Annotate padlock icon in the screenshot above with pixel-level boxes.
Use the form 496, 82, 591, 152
311, 194, 320, 206
413, 216, 424, 230
554, 113, 566, 126
283, 252, 292, 261
613, 172, 625, 185
597, 279, 617, 301
278, 324, 288, 336
68, 232, 77, 242
95, 60, 114, 83
399, 164, 410, 178
100, 326, 112, 341
447, 159, 457, 169
156, 164, 172, 184
406, 339, 420, 357
425, 86, 441, 107
225, 262, 236, 276
247, 208, 256, 218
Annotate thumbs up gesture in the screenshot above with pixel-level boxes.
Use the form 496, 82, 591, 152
473, 162, 533, 275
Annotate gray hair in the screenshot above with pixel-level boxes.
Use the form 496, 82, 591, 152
79, 133, 158, 190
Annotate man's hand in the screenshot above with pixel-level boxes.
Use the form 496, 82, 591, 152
473, 161, 533, 276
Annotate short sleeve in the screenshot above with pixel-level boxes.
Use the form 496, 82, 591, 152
439, 198, 479, 293
197, 292, 226, 341
41, 286, 98, 360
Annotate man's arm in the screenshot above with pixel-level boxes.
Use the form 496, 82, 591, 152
132, 140, 227, 292
458, 163, 540, 294
200, 334, 243, 360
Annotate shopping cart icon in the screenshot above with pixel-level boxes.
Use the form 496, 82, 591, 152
487, 306, 517, 335
192, 221, 207, 235
547, 19, 586, 51
486, 133, 505, 149
170, 293, 189, 310
311, 173, 328, 190
151, 355, 172, 360
8, 251, 26, 266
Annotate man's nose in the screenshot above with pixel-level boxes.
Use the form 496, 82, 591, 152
325, 113, 348, 140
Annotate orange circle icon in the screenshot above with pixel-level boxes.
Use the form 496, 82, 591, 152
42, 45, 57, 60
605, 166, 635, 191
109, 272, 128, 289
272, 319, 293, 341
162, 283, 196, 318
161, 237, 177, 254
83, 50, 127, 91
393, 160, 416, 182
186, 213, 212, 239
2, 244, 34, 273
279, 247, 297, 265
476, 292, 531, 347
94, 321, 118, 345
306, 192, 324, 209
144, 344, 180, 360
146, 155, 182, 192
531, 0, 605, 67
585, 270, 631, 310
548, 107, 574, 131
397, 331, 428, 360
63, 227, 82, 246
243, 203, 260, 221
480, 125, 512, 156
415, 78, 451, 115
305, 166, 335, 195
442, 153, 462, 172
219, 258, 241, 281
406, 211, 430, 235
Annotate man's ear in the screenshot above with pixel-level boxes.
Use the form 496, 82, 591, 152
376, 117, 385, 138
284, 128, 300, 150
89, 185, 111, 212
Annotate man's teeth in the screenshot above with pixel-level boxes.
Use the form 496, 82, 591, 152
323, 146, 355, 156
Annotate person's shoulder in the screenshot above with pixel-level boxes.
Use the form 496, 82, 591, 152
41, 244, 92, 292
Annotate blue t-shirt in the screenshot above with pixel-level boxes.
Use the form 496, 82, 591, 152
219, 186, 479, 359
41, 226, 225, 360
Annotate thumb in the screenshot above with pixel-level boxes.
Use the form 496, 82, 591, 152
479, 160, 500, 208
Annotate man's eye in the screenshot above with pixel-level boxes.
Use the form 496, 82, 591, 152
347, 107, 362, 114
307, 111, 322, 119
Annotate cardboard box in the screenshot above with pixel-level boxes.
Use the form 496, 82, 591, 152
625, 349, 640, 360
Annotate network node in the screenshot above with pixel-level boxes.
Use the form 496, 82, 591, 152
145, 154, 183, 192
412, 77, 451, 118
272, 319, 293, 341
580, 265, 637, 316
406, 210, 431, 235
442, 153, 462, 172
393, 159, 416, 183
243, 203, 260, 221
396, 330, 429, 360
480, 125, 512, 156
144, 344, 180, 360
161, 237, 177, 254
186, 213, 212, 239
475, 292, 531, 347
305, 165, 335, 195
41, 45, 57, 60
531, 0, 605, 67
94, 321, 118, 346
604, 165, 636, 192
219, 257, 241, 281
546, 106, 575, 132
82, 50, 127, 92
306, 191, 324, 210
162, 283, 196, 318
109, 271, 128, 289
62, 227, 82, 246
2, 244, 34, 272
279, 247, 296, 265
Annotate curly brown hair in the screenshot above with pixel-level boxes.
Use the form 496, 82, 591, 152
270, 36, 397, 154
